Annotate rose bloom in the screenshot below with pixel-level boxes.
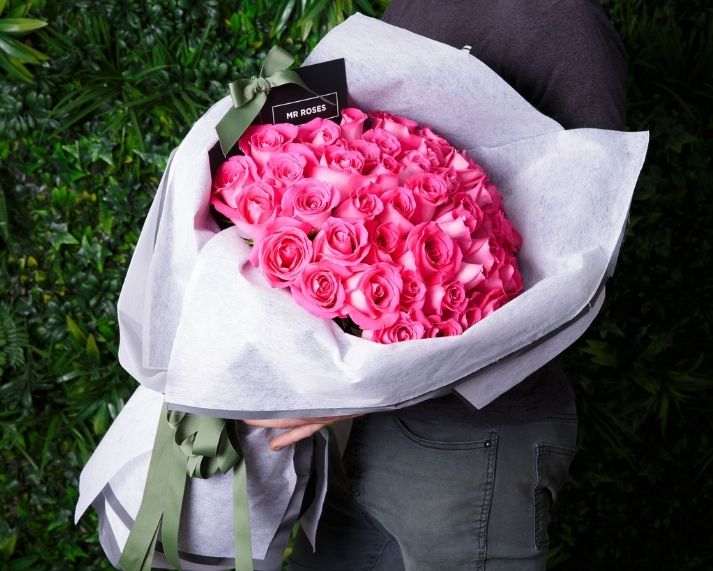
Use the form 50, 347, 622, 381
290, 261, 349, 319
425, 316, 464, 338
251, 218, 313, 288
364, 220, 405, 264
401, 221, 463, 281
405, 172, 451, 223
380, 187, 417, 221
441, 192, 485, 233
368, 111, 423, 150
281, 178, 341, 227
424, 279, 468, 317
340, 107, 369, 140
347, 139, 381, 173
400, 150, 433, 175
238, 124, 298, 168
297, 118, 342, 155
483, 253, 524, 296
463, 286, 510, 325
335, 184, 384, 221
399, 269, 427, 312
490, 210, 523, 253
362, 128, 402, 157
471, 181, 503, 216
313, 217, 370, 268
362, 312, 426, 344
263, 151, 308, 190
344, 262, 403, 330
370, 110, 419, 132
211, 155, 260, 208
215, 181, 280, 241
323, 145, 365, 175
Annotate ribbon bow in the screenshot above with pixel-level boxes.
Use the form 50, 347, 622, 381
118, 404, 253, 571
216, 46, 312, 155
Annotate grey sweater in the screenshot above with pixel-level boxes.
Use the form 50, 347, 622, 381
383, 0, 628, 423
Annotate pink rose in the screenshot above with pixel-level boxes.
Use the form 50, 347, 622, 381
401, 221, 463, 280
340, 108, 369, 140
424, 279, 467, 316
347, 139, 381, 173
362, 312, 425, 344
483, 253, 524, 296
490, 210, 523, 252
368, 111, 423, 150
213, 181, 280, 241
290, 261, 349, 319
445, 150, 472, 171
313, 217, 370, 268
344, 262, 403, 329
425, 316, 464, 338
335, 184, 384, 221
434, 167, 461, 196
457, 164, 489, 192
415, 126, 456, 161
472, 181, 503, 216
211, 155, 260, 208
442, 280, 468, 313
364, 220, 405, 264
323, 145, 365, 175
297, 118, 342, 155
263, 152, 307, 190
281, 178, 341, 227
465, 286, 509, 322
405, 172, 451, 223
369, 111, 419, 132
251, 218, 313, 288
440, 193, 485, 233
399, 150, 433, 175
239, 124, 298, 168
362, 128, 401, 157
381, 187, 417, 221
399, 270, 426, 312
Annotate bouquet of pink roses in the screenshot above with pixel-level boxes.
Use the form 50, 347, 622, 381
75, 14, 649, 571
210, 109, 523, 343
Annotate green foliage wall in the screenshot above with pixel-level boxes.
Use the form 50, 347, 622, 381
0, 0, 710, 569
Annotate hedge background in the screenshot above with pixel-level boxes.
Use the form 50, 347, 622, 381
1, 0, 711, 569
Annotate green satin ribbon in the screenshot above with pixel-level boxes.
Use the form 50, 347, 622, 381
216, 45, 313, 155
118, 403, 253, 571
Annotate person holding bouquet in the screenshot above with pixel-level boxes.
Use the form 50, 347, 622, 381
247, 1, 628, 569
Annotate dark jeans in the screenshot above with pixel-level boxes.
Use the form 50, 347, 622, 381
289, 399, 577, 571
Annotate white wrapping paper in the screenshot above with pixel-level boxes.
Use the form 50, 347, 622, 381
152, 14, 647, 417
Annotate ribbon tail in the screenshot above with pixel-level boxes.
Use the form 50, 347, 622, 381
160, 441, 189, 570
216, 93, 266, 156
233, 459, 253, 571
119, 403, 174, 571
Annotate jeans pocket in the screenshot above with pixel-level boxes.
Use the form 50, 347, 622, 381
534, 444, 576, 550
393, 416, 496, 450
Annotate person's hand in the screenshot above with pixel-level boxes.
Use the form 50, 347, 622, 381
243, 415, 362, 451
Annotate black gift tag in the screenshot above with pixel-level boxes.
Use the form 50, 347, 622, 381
258, 58, 347, 125
209, 58, 348, 174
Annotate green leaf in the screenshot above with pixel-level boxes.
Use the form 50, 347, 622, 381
85, 334, 100, 364
0, 49, 33, 82
66, 315, 86, 344
0, 34, 49, 63
0, 17, 47, 34
0, 0, 7, 17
